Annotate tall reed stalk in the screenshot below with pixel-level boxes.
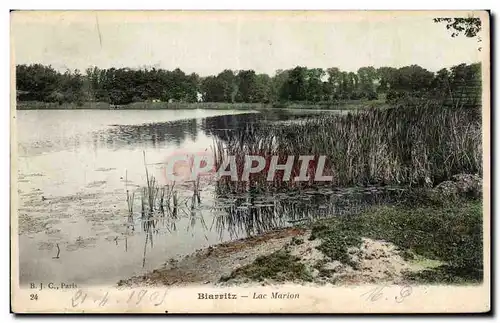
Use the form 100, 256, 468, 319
213, 103, 481, 193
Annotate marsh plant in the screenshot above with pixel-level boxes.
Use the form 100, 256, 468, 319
213, 103, 481, 193
124, 152, 208, 266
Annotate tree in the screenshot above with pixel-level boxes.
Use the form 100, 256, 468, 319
186, 73, 201, 102
305, 68, 324, 102
60, 69, 85, 104
326, 67, 341, 100
448, 63, 481, 107
434, 17, 482, 51
357, 66, 378, 99
434, 17, 481, 38
376, 67, 398, 93
16, 64, 60, 102
235, 70, 257, 103
254, 74, 272, 103
271, 69, 290, 102
336, 71, 358, 100
16, 61, 480, 108
201, 76, 225, 102
216, 70, 238, 103
392, 65, 434, 92
284, 66, 307, 101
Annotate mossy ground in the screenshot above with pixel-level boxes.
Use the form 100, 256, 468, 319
220, 250, 313, 283
226, 196, 483, 284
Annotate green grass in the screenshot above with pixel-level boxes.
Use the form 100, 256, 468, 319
220, 250, 313, 283
125, 101, 269, 110
16, 101, 111, 110
16, 99, 384, 111
274, 98, 389, 110
310, 223, 362, 269
16, 100, 269, 110
309, 196, 483, 284
403, 265, 482, 284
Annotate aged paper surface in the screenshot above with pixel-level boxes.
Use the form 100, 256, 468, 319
11, 10, 490, 313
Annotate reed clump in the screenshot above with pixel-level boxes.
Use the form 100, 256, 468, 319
213, 103, 481, 192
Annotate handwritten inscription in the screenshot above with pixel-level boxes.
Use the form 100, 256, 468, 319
71, 289, 167, 308
361, 286, 385, 302
361, 285, 413, 303
395, 285, 413, 303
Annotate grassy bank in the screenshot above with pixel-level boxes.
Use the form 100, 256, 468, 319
15, 100, 269, 110
225, 196, 483, 285
16, 101, 111, 110
275, 98, 388, 110
125, 102, 269, 110
15, 100, 382, 111
213, 103, 481, 192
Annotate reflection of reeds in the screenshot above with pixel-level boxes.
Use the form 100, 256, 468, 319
159, 186, 165, 216
52, 243, 60, 259
124, 169, 135, 253
125, 171, 135, 230
172, 190, 178, 218
195, 176, 201, 204
142, 230, 149, 267
141, 188, 146, 227
212, 189, 402, 239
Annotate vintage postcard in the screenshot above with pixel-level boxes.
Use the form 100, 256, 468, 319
10, 10, 490, 313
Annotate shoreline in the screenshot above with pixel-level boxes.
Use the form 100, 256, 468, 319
15, 100, 388, 111
118, 194, 483, 288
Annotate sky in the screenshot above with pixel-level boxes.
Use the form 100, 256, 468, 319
11, 11, 487, 76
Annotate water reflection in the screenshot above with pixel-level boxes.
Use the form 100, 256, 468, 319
131, 186, 406, 267
200, 110, 328, 142
19, 110, 325, 156
92, 119, 199, 151
211, 187, 405, 239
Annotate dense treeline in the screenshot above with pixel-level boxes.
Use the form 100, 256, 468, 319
15, 63, 481, 107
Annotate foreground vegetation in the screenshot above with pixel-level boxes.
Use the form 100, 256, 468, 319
311, 196, 483, 283
213, 103, 481, 193
225, 195, 483, 284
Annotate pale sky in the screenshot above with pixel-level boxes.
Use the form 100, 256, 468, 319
11, 11, 487, 76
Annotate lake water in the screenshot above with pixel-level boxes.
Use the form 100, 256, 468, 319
16, 108, 402, 287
